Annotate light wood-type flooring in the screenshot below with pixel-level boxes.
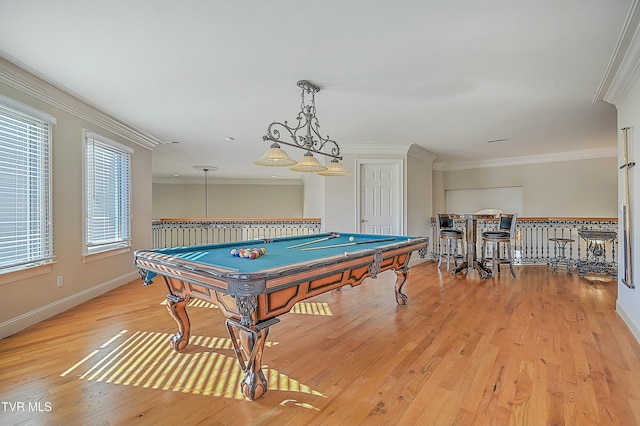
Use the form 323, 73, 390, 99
1, 261, 639, 425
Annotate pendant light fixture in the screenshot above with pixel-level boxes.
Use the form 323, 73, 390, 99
255, 80, 349, 176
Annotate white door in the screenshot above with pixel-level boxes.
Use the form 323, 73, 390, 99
358, 161, 402, 235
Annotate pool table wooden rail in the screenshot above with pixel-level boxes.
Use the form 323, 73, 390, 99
135, 241, 426, 321
133, 235, 428, 400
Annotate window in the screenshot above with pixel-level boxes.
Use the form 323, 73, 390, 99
0, 98, 54, 273
84, 131, 133, 255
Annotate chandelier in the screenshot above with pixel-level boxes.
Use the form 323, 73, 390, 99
255, 80, 349, 176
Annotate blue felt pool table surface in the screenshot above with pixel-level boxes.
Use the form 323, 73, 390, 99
134, 231, 428, 401
149, 232, 417, 273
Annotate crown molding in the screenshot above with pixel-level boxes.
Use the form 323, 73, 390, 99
152, 177, 304, 185
593, 0, 640, 105
435, 147, 617, 171
407, 144, 438, 163
340, 143, 413, 156
0, 53, 163, 150
340, 142, 438, 163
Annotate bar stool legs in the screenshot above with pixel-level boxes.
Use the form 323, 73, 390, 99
438, 235, 464, 271
481, 213, 517, 278
435, 214, 465, 273
549, 237, 574, 272
482, 238, 516, 278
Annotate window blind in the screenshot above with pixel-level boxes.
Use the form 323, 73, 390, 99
85, 135, 132, 254
0, 103, 53, 272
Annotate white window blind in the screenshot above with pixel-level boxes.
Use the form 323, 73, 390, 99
0, 102, 53, 272
84, 133, 132, 255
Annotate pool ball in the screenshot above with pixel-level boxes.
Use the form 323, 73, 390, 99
349, 236, 355, 242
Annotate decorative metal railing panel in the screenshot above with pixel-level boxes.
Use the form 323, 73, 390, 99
429, 217, 617, 271
152, 218, 322, 249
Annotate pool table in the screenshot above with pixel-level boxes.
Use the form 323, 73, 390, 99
133, 232, 428, 400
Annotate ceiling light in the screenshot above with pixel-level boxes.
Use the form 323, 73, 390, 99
290, 151, 327, 172
319, 158, 350, 176
256, 80, 350, 176
193, 165, 218, 218
254, 142, 297, 166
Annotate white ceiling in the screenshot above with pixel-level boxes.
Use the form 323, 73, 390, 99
0, 0, 632, 181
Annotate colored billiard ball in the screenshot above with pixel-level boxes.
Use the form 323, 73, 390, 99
349, 236, 355, 242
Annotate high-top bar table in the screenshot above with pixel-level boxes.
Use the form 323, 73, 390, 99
575, 229, 617, 277
452, 214, 495, 278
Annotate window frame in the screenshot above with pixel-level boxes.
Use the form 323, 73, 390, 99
0, 95, 55, 275
83, 130, 133, 257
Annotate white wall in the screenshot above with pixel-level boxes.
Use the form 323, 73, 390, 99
445, 186, 524, 216
302, 173, 327, 231
407, 146, 436, 237
440, 157, 618, 217
152, 181, 304, 218
432, 169, 445, 214
0, 58, 153, 338
323, 152, 360, 233
314, 146, 436, 238
615, 76, 640, 343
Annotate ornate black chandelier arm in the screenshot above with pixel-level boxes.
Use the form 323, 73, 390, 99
306, 114, 341, 159
262, 125, 342, 160
261, 80, 342, 160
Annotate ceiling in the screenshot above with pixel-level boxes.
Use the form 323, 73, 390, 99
0, 0, 633, 181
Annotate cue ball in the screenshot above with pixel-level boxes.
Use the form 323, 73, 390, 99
349, 236, 355, 241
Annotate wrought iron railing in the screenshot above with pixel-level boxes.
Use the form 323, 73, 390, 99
152, 218, 322, 249
152, 217, 616, 274
429, 217, 617, 271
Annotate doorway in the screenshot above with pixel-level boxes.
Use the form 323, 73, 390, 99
356, 159, 403, 235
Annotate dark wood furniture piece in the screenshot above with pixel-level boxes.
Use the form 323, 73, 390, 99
134, 232, 428, 400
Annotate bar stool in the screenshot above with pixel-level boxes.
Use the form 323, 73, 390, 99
549, 237, 574, 272
481, 213, 517, 278
435, 214, 464, 271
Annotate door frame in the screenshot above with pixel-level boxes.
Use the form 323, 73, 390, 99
355, 158, 404, 235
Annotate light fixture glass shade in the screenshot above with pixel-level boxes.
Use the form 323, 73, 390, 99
254, 142, 297, 166
318, 159, 350, 176
290, 151, 328, 172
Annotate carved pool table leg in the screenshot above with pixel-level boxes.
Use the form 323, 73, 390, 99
239, 327, 269, 400
394, 268, 409, 305
166, 294, 191, 351
226, 319, 271, 400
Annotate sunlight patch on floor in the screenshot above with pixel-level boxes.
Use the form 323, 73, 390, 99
159, 298, 334, 316
290, 301, 333, 316
60, 329, 324, 400
160, 299, 219, 309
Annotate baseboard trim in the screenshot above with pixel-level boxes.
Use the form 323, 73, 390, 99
616, 299, 640, 344
0, 271, 139, 339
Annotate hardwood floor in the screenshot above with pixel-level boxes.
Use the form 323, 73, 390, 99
1, 261, 639, 425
